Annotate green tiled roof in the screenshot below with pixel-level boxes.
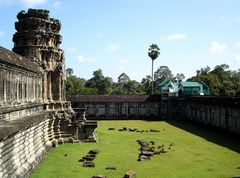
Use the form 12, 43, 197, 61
159, 78, 180, 93
159, 78, 210, 95
180, 82, 202, 87
159, 78, 173, 87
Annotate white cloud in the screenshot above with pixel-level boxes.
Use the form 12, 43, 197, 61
0, 30, 5, 38
20, 0, 47, 7
119, 59, 127, 64
160, 33, 187, 41
66, 47, 78, 52
209, 41, 226, 54
53, 0, 61, 9
105, 43, 120, 52
78, 55, 96, 63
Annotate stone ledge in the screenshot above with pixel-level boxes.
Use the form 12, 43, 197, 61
0, 102, 43, 114
0, 111, 51, 141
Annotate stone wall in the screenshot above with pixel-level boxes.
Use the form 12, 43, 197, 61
0, 111, 80, 178
160, 96, 240, 135
68, 95, 160, 119
0, 64, 42, 108
0, 48, 43, 124
68, 95, 240, 135
83, 102, 159, 119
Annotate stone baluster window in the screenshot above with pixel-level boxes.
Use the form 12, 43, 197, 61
6, 81, 10, 101
24, 83, 27, 99
15, 78, 18, 101
35, 80, 38, 99
38, 82, 41, 100
15, 81, 18, 100
0, 81, 5, 101
32, 79, 35, 99
18, 82, 22, 100
29, 78, 32, 99
10, 79, 13, 102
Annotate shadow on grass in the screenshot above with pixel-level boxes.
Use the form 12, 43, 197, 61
164, 119, 240, 154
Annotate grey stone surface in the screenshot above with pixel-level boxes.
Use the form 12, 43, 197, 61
124, 171, 136, 178
105, 167, 117, 170
83, 161, 95, 167
92, 175, 107, 178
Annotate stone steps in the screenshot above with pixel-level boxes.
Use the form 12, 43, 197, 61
0, 113, 79, 177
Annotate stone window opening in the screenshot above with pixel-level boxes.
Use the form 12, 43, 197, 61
24, 83, 27, 98
6, 81, 10, 101
15, 82, 18, 100
1, 81, 5, 101
18, 82, 22, 100
35, 82, 38, 99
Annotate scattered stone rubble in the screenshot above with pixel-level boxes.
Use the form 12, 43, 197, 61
92, 176, 107, 178
108, 127, 160, 133
79, 149, 100, 167
105, 167, 117, 170
124, 171, 136, 178
136, 140, 175, 161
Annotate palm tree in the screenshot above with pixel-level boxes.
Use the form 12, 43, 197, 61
148, 44, 160, 94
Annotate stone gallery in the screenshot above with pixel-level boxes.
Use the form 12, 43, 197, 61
1, 8, 240, 178
0, 9, 97, 177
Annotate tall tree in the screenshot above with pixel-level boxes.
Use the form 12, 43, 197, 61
148, 44, 160, 94
85, 69, 104, 88
141, 75, 152, 94
188, 64, 240, 96
123, 80, 141, 94
85, 69, 113, 94
66, 68, 73, 77
174, 73, 185, 82
66, 75, 85, 95
118, 73, 130, 84
154, 66, 173, 82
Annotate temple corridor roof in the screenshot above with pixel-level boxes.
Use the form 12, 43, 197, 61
0, 46, 41, 73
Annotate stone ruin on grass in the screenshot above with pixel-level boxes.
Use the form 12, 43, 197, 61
79, 149, 100, 167
137, 140, 174, 161
108, 127, 160, 133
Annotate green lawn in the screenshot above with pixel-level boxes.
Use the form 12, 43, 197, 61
31, 120, 240, 178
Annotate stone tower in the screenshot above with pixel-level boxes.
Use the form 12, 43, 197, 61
12, 9, 66, 109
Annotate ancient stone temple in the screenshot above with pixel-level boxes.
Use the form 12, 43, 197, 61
12, 9, 66, 109
0, 9, 97, 177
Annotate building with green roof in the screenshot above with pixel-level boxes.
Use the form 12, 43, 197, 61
159, 78, 180, 96
159, 79, 210, 96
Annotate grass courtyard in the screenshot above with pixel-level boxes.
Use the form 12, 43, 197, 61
31, 120, 240, 178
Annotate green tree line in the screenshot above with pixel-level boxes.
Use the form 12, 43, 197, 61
66, 64, 240, 96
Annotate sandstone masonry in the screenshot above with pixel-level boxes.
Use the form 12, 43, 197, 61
0, 9, 97, 177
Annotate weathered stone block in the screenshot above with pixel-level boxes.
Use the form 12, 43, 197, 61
124, 171, 136, 178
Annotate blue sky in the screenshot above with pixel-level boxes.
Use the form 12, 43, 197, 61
0, 0, 240, 82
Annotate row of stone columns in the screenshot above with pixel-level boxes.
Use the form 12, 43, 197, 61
0, 66, 42, 107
